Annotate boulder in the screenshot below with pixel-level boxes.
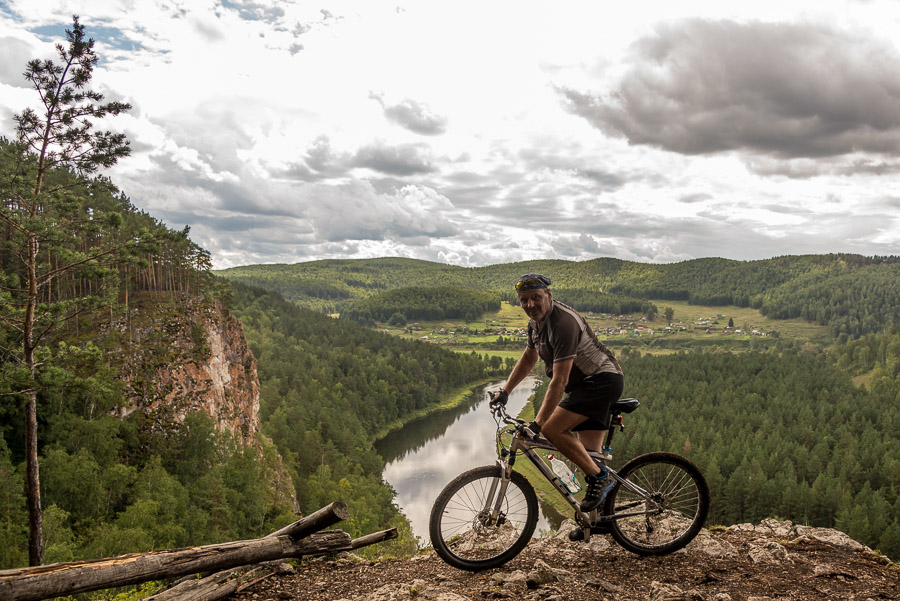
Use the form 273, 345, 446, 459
795, 526, 869, 551
748, 541, 789, 564
685, 530, 738, 559
526, 559, 558, 588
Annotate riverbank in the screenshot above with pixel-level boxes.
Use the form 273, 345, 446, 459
371, 378, 497, 441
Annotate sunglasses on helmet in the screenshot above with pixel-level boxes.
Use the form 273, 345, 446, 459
515, 274, 551, 291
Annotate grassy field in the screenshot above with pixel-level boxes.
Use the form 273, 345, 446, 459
651, 299, 832, 344
377, 297, 832, 354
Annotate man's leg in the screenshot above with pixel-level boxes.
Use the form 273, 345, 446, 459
541, 407, 603, 477
544, 409, 614, 512
576, 430, 606, 454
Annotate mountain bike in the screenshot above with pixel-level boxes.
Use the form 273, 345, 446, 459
428, 395, 710, 571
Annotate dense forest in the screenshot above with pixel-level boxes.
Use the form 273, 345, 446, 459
528, 334, 900, 559
0, 270, 508, 569
340, 286, 501, 325
541, 288, 657, 318
227, 282, 509, 553
0, 130, 299, 568
218, 255, 900, 338
0, 139, 212, 305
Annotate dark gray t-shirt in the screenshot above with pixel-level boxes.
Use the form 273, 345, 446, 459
526, 300, 623, 391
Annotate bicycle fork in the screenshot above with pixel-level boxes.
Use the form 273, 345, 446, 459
478, 460, 514, 526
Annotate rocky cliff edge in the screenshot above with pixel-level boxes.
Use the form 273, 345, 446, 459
230, 519, 897, 601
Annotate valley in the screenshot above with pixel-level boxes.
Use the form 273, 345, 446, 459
380, 297, 833, 356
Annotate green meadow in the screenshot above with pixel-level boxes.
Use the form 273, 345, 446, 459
377, 297, 832, 358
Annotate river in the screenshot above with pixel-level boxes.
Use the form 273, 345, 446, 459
375, 377, 563, 546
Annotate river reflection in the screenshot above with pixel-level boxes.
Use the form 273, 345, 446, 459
376, 377, 562, 546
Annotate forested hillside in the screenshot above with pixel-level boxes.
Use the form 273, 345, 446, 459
226, 282, 510, 552
218, 255, 900, 338
341, 286, 501, 325
529, 341, 900, 559
0, 134, 303, 567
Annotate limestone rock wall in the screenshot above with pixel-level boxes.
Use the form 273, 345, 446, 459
109, 296, 260, 446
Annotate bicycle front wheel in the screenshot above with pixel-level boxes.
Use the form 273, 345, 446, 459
605, 452, 709, 555
429, 465, 538, 571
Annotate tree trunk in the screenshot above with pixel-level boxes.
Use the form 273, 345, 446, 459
24, 229, 43, 567
24, 390, 42, 567
0, 531, 352, 601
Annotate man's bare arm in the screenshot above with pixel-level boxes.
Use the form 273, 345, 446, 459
534, 358, 573, 426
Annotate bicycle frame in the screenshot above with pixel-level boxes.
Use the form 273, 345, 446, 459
489, 425, 661, 528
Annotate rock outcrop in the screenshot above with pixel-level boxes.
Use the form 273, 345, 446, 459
107, 296, 260, 446
231, 519, 897, 601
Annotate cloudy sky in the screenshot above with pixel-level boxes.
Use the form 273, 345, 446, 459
2, 1, 900, 268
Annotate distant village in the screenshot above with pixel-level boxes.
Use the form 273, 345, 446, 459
397, 312, 777, 345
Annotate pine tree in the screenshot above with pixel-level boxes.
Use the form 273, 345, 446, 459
0, 16, 132, 565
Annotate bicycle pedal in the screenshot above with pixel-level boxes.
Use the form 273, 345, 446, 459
568, 526, 588, 542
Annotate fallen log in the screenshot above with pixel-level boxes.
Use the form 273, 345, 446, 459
149, 528, 401, 601
350, 528, 399, 550
144, 565, 273, 601
0, 531, 351, 601
267, 501, 349, 539
147, 528, 401, 601
164, 501, 351, 589
144, 566, 266, 601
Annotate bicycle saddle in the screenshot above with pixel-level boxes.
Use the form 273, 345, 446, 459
611, 398, 640, 414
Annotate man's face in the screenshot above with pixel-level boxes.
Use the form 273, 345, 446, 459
518, 288, 552, 322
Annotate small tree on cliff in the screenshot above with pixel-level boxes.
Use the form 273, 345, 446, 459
0, 16, 132, 566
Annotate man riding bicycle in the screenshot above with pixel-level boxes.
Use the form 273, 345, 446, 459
492, 273, 624, 514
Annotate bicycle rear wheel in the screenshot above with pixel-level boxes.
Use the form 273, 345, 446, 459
604, 452, 709, 555
429, 465, 538, 571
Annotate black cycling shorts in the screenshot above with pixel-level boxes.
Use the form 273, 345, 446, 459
559, 372, 624, 431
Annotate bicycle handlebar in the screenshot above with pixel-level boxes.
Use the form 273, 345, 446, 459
488, 393, 540, 438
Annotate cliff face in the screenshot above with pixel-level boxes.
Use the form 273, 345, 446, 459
109, 296, 260, 446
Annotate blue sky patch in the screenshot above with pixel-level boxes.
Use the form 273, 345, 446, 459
30, 22, 147, 52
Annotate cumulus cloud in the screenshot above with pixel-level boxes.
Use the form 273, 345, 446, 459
218, 0, 286, 24
678, 193, 712, 204
551, 233, 616, 258
0, 36, 37, 87
746, 156, 900, 178
516, 146, 629, 191
561, 20, 900, 168
302, 182, 460, 242
370, 93, 448, 135
353, 141, 435, 175
274, 136, 354, 181
5, 4, 898, 269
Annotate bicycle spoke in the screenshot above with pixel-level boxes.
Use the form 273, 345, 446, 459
430, 466, 539, 570
607, 454, 708, 554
